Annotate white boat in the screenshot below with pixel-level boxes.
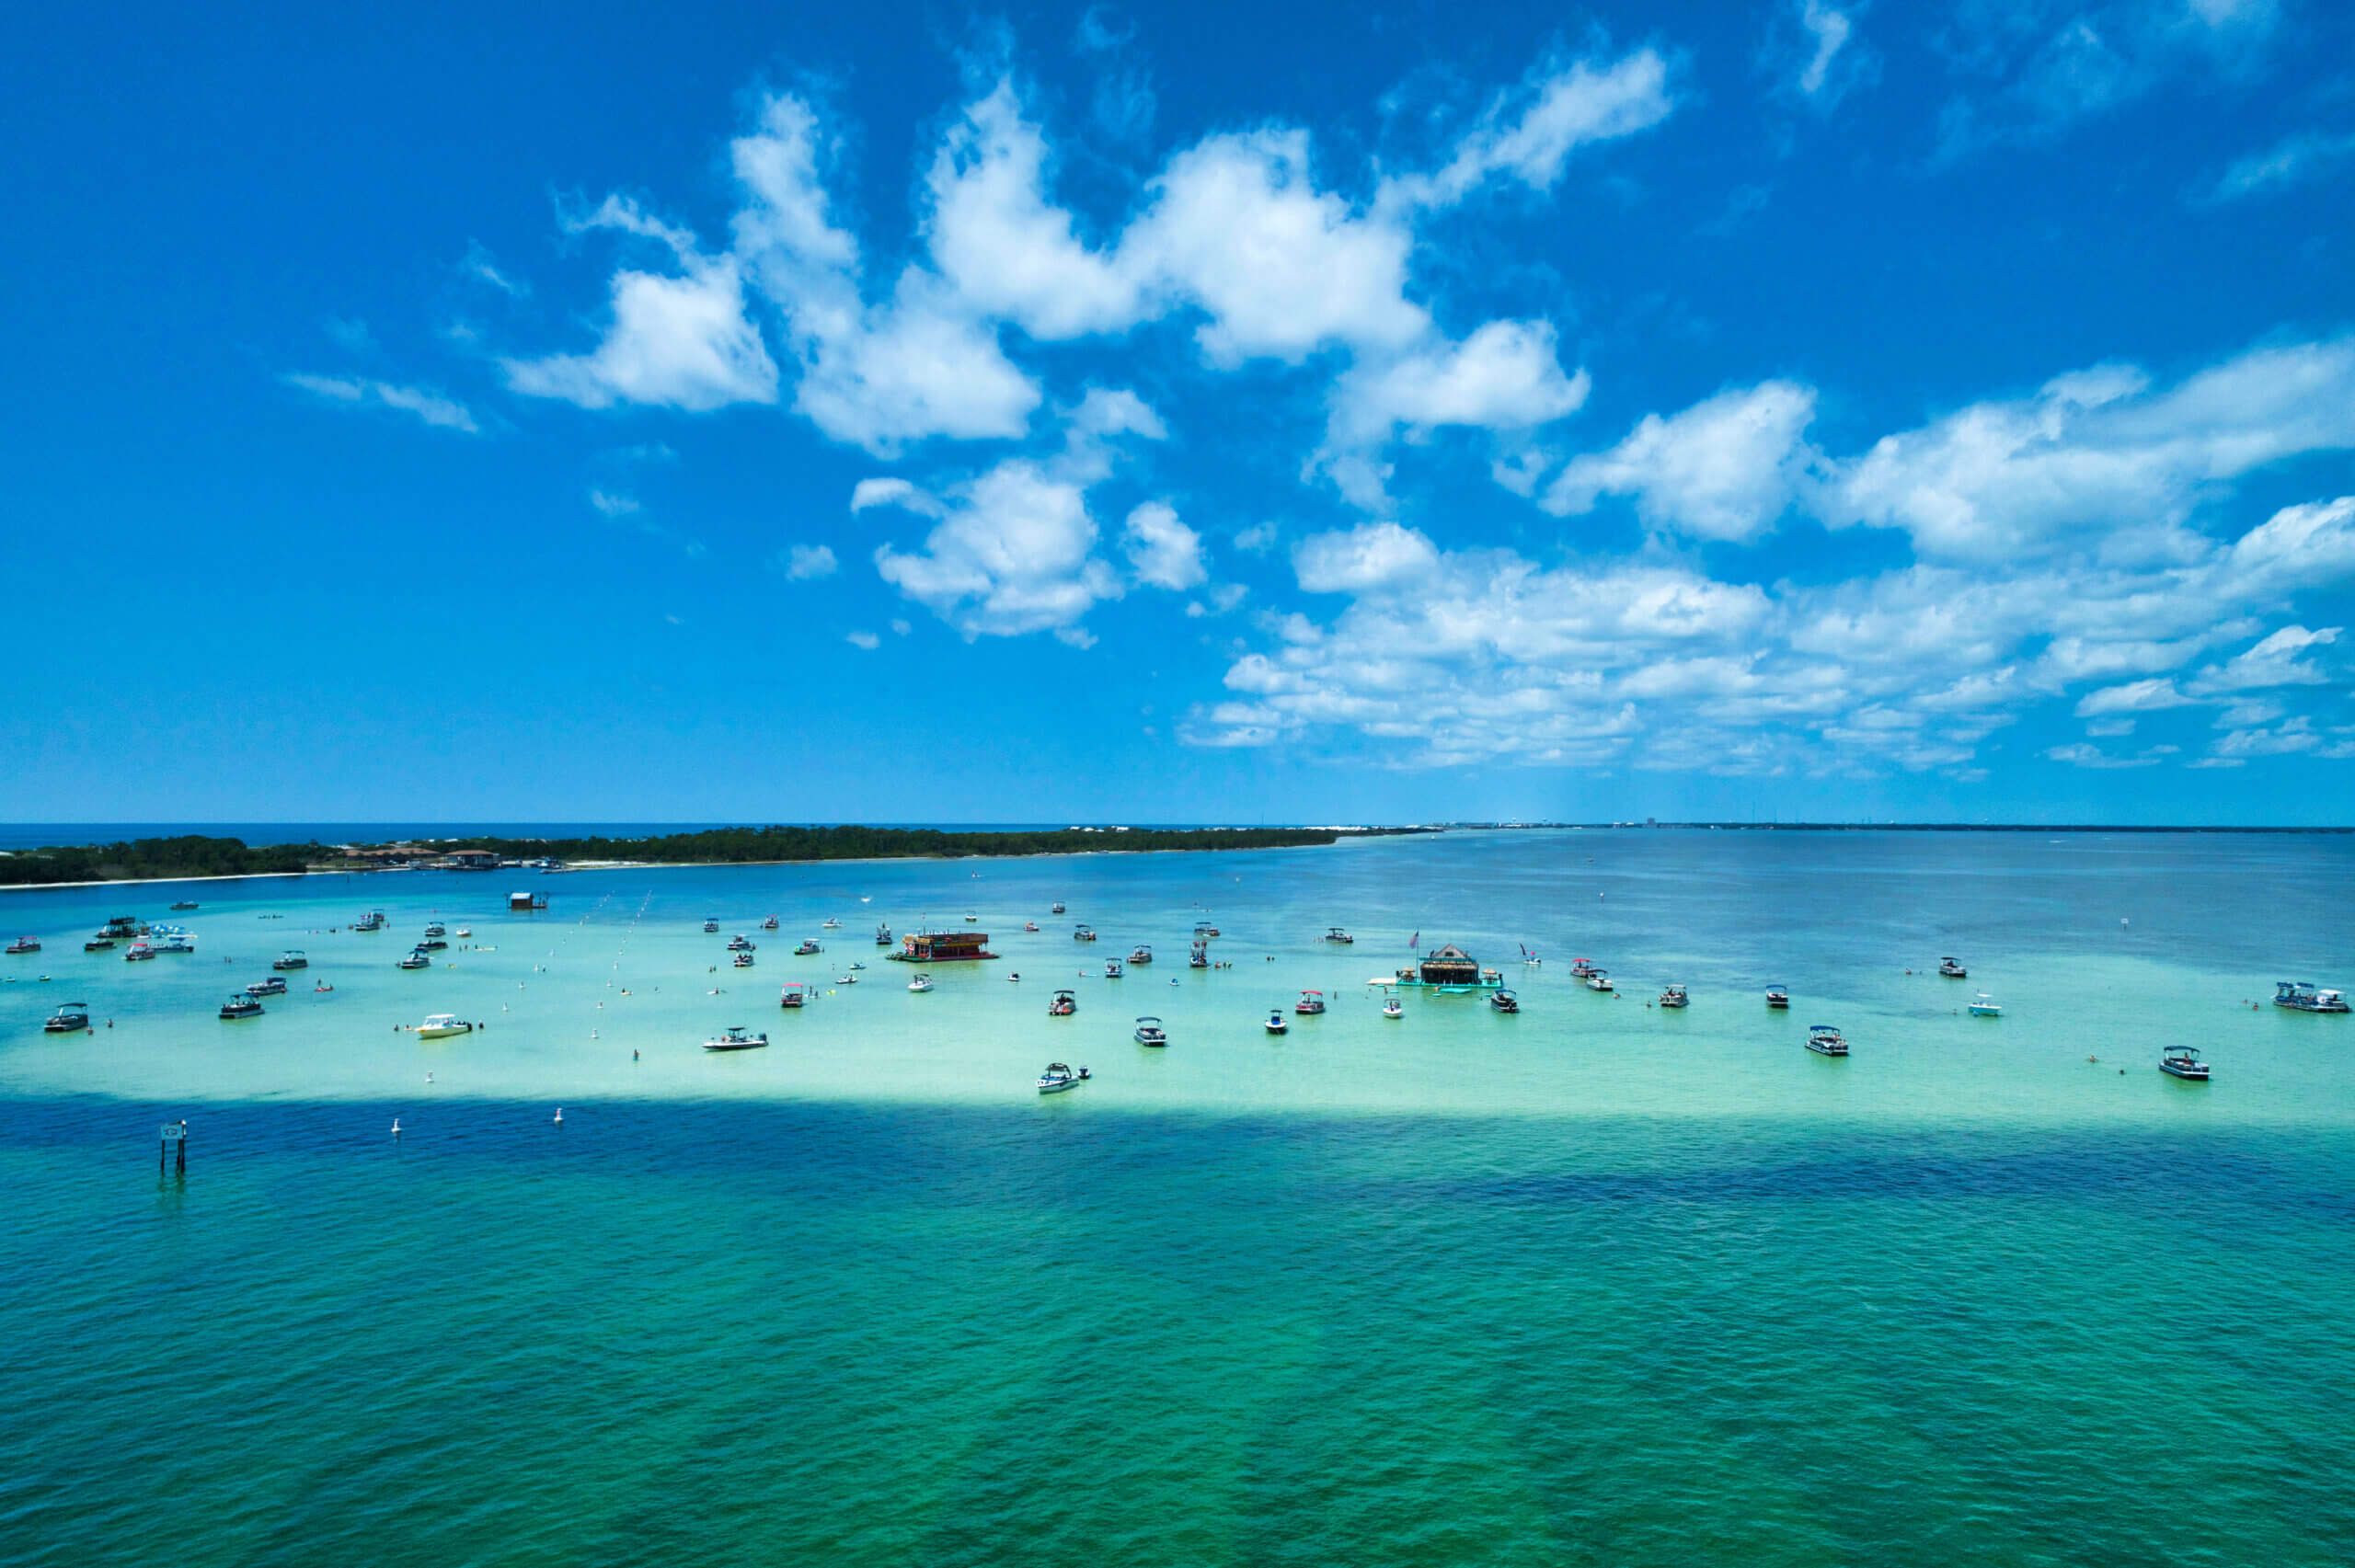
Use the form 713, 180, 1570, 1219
2159, 1047, 2210, 1081
836, 972, 857, 984
152, 931, 197, 954
1765, 984, 1789, 1009
1969, 992, 2003, 1017
398, 949, 431, 969
821, 918, 841, 930
1037, 1061, 1090, 1093
1938, 956, 1968, 979
1049, 989, 1076, 1016
1133, 1015, 1167, 1047
908, 974, 935, 993
2274, 981, 2349, 1013
1585, 969, 1614, 992
1265, 1010, 1289, 1035
1807, 1024, 1848, 1058
1323, 926, 1354, 944
1383, 997, 1403, 1019
704, 1026, 769, 1052
733, 952, 755, 967
1658, 985, 1688, 1009
779, 982, 810, 1009
1294, 990, 1325, 1015
1105, 958, 1124, 979
454, 928, 472, 939
1489, 989, 1520, 1013
416, 1013, 473, 1039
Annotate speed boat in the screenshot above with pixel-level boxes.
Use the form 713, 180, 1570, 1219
416, 1013, 473, 1038
704, 1026, 770, 1051
1294, 990, 1325, 1015
245, 976, 289, 997
1585, 968, 1614, 992
1038, 1061, 1090, 1093
1969, 992, 2003, 1016
1806, 1024, 1848, 1058
2159, 1047, 2211, 1081
1265, 1010, 1289, 1035
1382, 996, 1404, 1019
821, 918, 842, 930
1490, 989, 1520, 1013
1765, 984, 1789, 1009
44, 1001, 90, 1033
908, 973, 935, 993
1938, 956, 1968, 979
1024, 921, 1041, 933
219, 994, 264, 1021
1133, 1015, 1167, 1047
1049, 989, 1076, 1016
1658, 985, 1688, 1009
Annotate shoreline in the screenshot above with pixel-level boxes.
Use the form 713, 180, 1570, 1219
0, 837, 1382, 894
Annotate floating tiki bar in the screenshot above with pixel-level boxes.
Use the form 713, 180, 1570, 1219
890, 928, 999, 963
1395, 943, 1505, 992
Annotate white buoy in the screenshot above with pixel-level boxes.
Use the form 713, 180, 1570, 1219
553, 1107, 564, 1125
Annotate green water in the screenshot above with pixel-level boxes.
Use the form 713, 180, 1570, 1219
3, 831, 2351, 1562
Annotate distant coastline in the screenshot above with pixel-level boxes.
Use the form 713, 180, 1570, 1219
0, 824, 1420, 889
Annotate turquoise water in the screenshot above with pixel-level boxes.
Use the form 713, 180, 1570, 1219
4, 831, 2352, 1563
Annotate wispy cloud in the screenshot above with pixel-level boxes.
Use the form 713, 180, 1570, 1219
2200, 128, 2355, 203
282, 372, 478, 433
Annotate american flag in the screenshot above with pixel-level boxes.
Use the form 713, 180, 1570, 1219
1409, 930, 1419, 951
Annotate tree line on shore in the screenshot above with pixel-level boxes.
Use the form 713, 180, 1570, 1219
0, 825, 1403, 886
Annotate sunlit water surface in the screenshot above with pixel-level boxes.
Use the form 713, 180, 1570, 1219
4, 830, 2350, 1563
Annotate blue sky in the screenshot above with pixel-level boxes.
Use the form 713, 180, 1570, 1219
5, 0, 2352, 825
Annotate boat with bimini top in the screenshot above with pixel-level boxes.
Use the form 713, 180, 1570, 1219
2274, 981, 2349, 1013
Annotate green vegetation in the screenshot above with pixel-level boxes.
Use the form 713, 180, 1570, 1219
444, 824, 1396, 863
0, 825, 1405, 886
0, 835, 327, 887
